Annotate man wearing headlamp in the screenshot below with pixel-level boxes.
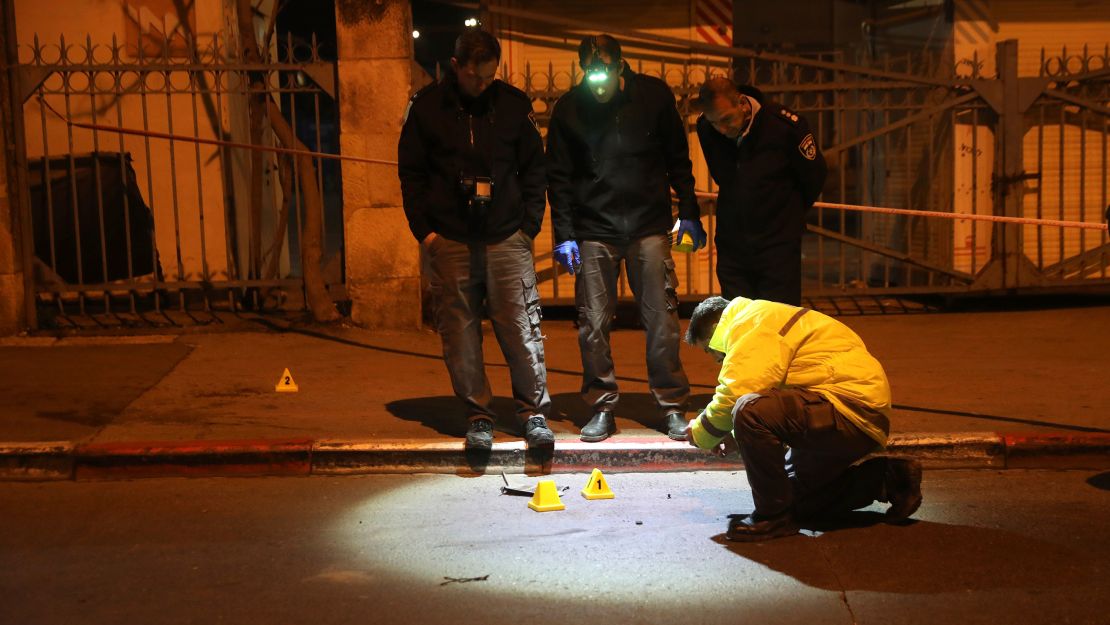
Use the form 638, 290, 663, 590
546, 34, 704, 442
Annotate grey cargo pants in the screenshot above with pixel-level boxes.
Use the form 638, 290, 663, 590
575, 234, 689, 415
427, 231, 551, 423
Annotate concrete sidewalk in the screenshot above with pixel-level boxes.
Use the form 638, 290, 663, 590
1, 306, 1108, 479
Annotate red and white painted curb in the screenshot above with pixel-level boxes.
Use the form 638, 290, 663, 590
1, 432, 1107, 481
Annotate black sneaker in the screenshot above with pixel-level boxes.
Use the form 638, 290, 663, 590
523, 416, 555, 447
885, 458, 923, 520
465, 418, 494, 450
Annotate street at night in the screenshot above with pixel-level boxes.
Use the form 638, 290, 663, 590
3, 0, 1110, 623
2, 469, 1108, 625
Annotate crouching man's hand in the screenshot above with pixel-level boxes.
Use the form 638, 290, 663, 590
683, 417, 699, 448
714, 433, 739, 458
685, 413, 738, 457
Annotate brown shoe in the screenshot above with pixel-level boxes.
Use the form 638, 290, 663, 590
885, 458, 923, 520
725, 511, 800, 542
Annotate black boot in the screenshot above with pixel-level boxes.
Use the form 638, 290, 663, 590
523, 415, 555, 447
580, 411, 615, 442
663, 411, 687, 440
464, 418, 494, 450
885, 458, 923, 520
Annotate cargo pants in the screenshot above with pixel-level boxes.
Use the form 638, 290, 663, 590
730, 387, 893, 519
575, 234, 689, 415
426, 230, 551, 423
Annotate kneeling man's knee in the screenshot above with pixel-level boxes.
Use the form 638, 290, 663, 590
732, 392, 768, 434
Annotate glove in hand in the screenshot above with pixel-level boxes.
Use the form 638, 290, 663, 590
553, 240, 581, 275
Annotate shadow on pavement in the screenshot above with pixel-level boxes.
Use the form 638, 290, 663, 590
713, 511, 1087, 593
550, 391, 709, 432
385, 396, 519, 438
249, 317, 718, 389
1086, 471, 1110, 491
893, 404, 1110, 433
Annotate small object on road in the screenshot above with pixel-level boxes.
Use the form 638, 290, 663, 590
440, 575, 489, 586
635, 520, 643, 525
275, 368, 299, 393
580, 468, 615, 500
528, 479, 566, 512
499, 470, 535, 497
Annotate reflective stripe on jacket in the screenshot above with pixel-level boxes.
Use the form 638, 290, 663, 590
689, 298, 892, 450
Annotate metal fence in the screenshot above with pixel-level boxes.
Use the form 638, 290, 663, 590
503, 39, 1110, 306
13, 31, 342, 328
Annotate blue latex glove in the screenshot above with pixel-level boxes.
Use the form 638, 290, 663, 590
553, 240, 581, 275
676, 219, 708, 250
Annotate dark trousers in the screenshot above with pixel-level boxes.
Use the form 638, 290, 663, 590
716, 241, 802, 306
575, 234, 689, 415
731, 387, 892, 519
427, 230, 551, 422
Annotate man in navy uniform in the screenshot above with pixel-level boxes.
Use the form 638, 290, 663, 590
695, 77, 827, 306
398, 29, 554, 450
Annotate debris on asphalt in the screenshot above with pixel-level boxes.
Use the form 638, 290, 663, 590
440, 575, 489, 586
499, 471, 534, 497
499, 470, 571, 496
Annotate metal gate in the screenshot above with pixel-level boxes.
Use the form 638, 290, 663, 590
485, 4, 1110, 306
10, 30, 342, 329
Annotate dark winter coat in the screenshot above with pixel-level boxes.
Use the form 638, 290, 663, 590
696, 86, 827, 253
546, 62, 699, 245
398, 75, 545, 244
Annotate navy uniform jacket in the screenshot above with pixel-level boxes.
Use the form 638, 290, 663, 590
696, 88, 827, 252
398, 75, 546, 244
546, 62, 699, 245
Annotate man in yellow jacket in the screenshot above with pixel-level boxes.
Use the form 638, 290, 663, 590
684, 296, 922, 541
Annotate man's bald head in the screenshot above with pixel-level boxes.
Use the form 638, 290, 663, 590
697, 76, 742, 111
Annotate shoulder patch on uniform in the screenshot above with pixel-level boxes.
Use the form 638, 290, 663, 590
779, 107, 799, 123
798, 133, 817, 160
403, 82, 435, 124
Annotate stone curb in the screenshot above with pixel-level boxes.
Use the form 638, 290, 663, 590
0, 432, 1107, 481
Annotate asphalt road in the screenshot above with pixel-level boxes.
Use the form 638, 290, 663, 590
2, 469, 1108, 625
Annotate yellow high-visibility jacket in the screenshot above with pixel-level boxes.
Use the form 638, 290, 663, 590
688, 297, 892, 450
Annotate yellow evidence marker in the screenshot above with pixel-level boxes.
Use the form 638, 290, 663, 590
275, 368, 299, 393
581, 468, 615, 500
528, 479, 566, 512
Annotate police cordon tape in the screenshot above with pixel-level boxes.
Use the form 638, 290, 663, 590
694, 191, 1110, 232
51, 109, 1110, 233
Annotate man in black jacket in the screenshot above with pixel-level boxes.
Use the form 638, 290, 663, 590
398, 29, 554, 450
695, 77, 827, 306
547, 34, 703, 442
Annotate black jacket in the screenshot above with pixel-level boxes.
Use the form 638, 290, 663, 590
696, 87, 827, 252
398, 75, 545, 244
546, 62, 699, 245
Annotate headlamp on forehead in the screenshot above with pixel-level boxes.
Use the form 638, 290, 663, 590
586, 67, 610, 84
